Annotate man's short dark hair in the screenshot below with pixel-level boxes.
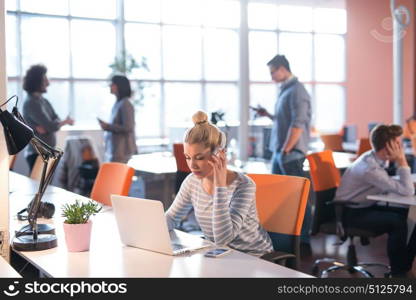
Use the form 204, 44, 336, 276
23, 64, 47, 94
267, 54, 291, 72
111, 75, 132, 100
370, 124, 403, 152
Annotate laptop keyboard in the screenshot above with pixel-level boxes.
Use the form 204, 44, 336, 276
171, 243, 192, 255
172, 243, 187, 251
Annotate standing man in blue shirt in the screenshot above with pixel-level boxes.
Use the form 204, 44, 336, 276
256, 54, 312, 244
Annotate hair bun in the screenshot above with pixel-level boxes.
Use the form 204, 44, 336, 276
192, 110, 208, 125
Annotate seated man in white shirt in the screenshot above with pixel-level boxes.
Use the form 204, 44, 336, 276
335, 124, 415, 277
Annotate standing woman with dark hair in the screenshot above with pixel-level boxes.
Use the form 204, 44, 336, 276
98, 75, 137, 163
22, 64, 74, 172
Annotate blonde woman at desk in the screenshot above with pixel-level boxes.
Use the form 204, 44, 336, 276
165, 111, 273, 257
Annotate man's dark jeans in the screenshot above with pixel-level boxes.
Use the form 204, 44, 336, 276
344, 205, 413, 275
271, 150, 311, 244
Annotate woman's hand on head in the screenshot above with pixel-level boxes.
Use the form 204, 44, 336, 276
208, 149, 227, 187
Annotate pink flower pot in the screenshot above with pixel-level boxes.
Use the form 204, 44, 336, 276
63, 220, 92, 252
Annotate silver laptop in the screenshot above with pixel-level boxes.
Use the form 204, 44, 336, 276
111, 195, 211, 256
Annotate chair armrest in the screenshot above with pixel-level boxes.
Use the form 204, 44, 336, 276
260, 251, 296, 268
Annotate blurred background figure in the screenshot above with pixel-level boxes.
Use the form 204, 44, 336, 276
22, 64, 74, 172
255, 54, 312, 245
98, 75, 137, 163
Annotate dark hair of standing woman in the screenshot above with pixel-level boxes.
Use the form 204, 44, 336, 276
111, 75, 132, 100
23, 64, 47, 94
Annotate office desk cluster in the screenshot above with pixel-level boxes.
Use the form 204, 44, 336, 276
8, 172, 311, 278
127, 151, 356, 209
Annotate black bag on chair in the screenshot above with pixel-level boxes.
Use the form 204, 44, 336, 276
78, 159, 99, 196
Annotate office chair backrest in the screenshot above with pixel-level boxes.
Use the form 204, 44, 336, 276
307, 150, 341, 192
320, 134, 344, 152
356, 138, 371, 157
173, 143, 191, 173
403, 120, 416, 139
173, 143, 191, 194
57, 136, 99, 193
306, 150, 341, 235
90, 162, 135, 206
248, 174, 310, 262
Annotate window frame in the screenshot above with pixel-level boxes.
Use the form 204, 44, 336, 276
6, 0, 347, 142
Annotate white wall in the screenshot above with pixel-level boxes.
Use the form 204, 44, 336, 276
0, 0, 10, 261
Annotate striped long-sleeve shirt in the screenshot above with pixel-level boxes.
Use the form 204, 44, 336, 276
165, 172, 273, 257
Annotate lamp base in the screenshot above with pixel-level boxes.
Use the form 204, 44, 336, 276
19, 224, 55, 235
12, 234, 57, 251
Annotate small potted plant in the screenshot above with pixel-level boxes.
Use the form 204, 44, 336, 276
61, 200, 102, 252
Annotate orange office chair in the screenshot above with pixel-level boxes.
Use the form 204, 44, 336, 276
307, 150, 389, 277
90, 162, 135, 206
356, 138, 371, 157
320, 134, 344, 152
248, 174, 310, 270
173, 143, 191, 194
173, 143, 200, 232
403, 119, 416, 140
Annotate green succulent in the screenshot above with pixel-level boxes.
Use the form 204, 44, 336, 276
61, 200, 102, 224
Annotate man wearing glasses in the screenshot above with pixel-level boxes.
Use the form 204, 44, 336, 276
255, 54, 312, 244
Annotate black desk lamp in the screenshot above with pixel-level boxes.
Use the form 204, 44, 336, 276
0, 95, 63, 251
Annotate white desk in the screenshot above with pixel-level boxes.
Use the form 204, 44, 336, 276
128, 151, 355, 209
129, 151, 355, 174
9, 171, 67, 195
367, 194, 416, 275
0, 256, 21, 277
9, 175, 312, 278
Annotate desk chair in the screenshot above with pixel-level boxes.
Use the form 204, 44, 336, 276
307, 150, 389, 277
356, 138, 371, 157
403, 120, 416, 140
173, 143, 200, 232
57, 136, 99, 195
90, 162, 134, 206
248, 174, 310, 270
173, 143, 191, 194
320, 134, 344, 152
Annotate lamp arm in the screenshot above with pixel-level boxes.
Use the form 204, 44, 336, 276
26, 138, 63, 227
8, 105, 63, 234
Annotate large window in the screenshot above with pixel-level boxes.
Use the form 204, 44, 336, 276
6, 0, 346, 139
248, 3, 347, 133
